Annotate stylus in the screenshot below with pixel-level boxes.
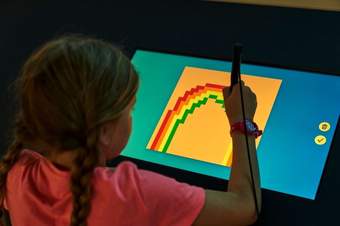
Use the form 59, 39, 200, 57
230, 44, 241, 93
230, 43, 260, 218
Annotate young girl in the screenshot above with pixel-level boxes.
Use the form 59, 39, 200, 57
0, 35, 261, 226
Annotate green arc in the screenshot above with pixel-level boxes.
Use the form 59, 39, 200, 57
161, 94, 225, 153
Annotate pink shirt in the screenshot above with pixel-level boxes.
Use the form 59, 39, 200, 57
4, 149, 205, 226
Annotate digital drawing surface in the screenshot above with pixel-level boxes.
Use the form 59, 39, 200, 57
147, 66, 282, 166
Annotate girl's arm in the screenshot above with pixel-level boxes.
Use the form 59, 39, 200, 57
193, 81, 261, 226
193, 133, 261, 226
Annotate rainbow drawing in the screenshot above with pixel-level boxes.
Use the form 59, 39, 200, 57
150, 83, 225, 153
147, 66, 282, 167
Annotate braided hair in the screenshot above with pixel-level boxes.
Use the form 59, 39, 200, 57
0, 34, 139, 226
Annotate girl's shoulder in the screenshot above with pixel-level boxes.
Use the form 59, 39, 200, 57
93, 160, 139, 182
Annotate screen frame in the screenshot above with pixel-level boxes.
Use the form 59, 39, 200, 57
108, 47, 340, 200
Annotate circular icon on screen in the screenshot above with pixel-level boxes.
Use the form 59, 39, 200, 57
314, 135, 327, 145
319, 122, 331, 132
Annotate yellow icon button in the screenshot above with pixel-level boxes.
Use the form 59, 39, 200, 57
319, 122, 331, 132
315, 135, 327, 145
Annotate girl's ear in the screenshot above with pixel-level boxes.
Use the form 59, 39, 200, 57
98, 122, 115, 147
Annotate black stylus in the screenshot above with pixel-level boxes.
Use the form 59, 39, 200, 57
230, 44, 241, 93
230, 43, 260, 218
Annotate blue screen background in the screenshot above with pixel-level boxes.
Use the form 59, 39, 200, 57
121, 50, 340, 200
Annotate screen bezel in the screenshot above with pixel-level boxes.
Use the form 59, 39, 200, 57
108, 47, 340, 199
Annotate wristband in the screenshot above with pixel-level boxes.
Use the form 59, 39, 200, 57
230, 119, 263, 138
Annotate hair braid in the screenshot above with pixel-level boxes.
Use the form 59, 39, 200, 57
70, 129, 99, 226
0, 115, 29, 223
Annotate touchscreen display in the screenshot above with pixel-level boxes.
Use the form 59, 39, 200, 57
122, 49, 340, 200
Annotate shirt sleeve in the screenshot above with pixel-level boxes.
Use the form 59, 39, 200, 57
120, 161, 206, 226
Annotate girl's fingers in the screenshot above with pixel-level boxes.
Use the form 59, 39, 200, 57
223, 87, 231, 98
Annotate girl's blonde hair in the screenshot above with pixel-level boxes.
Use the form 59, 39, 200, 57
0, 34, 139, 226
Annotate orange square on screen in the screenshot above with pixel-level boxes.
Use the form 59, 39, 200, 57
147, 66, 282, 166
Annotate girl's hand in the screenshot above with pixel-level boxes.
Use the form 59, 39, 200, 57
222, 81, 257, 125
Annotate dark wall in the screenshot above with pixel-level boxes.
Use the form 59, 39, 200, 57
1, 1, 339, 225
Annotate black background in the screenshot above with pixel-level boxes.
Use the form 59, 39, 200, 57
1, 1, 339, 225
